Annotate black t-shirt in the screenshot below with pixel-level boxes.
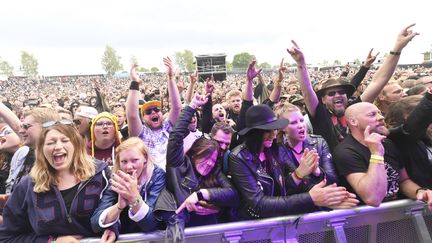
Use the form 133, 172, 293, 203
60, 183, 80, 213
333, 135, 402, 204
307, 97, 361, 153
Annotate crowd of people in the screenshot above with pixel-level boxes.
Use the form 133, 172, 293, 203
0, 24, 431, 242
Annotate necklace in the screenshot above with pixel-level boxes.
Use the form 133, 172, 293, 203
289, 146, 304, 155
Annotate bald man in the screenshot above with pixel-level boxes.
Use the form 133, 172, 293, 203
333, 102, 432, 209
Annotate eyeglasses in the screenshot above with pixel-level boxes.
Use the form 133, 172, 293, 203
73, 119, 81, 125
95, 121, 114, 128
42, 119, 75, 128
21, 123, 34, 130
325, 90, 347, 97
144, 107, 161, 115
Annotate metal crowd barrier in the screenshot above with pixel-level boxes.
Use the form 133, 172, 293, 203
81, 199, 432, 243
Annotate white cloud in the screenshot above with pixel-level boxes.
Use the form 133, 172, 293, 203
1, 0, 431, 75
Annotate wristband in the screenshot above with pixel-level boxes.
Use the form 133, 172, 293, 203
294, 169, 304, 180
129, 196, 142, 208
129, 81, 139, 90
196, 190, 204, 201
369, 159, 384, 165
389, 51, 401, 56
415, 187, 428, 195
370, 155, 384, 161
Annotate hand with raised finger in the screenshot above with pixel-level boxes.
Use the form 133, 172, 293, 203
364, 48, 380, 68
190, 71, 198, 84
287, 40, 306, 66
205, 77, 214, 95
175, 192, 199, 214
363, 125, 385, 156
130, 64, 143, 84
191, 94, 209, 109
246, 60, 262, 82
393, 24, 419, 52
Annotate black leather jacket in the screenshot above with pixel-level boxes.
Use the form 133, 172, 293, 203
229, 143, 317, 219
279, 134, 338, 194
155, 106, 239, 220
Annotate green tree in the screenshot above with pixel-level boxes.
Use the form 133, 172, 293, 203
226, 61, 233, 71
20, 51, 38, 79
333, 60, 341, 66
354, 58, 361, 65
232, 52, 255, 69
138, 67, 149, 72
174, 50, 195, 72
150, 67, 159, 72
0, 59, 14, 77
258, 62, 271, 69
101, 45, 123, 76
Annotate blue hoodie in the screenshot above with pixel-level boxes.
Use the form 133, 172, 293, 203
0, 159, 110, 243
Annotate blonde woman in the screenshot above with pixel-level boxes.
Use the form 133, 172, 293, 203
0, 120, 112, 243
91, 137, 166, 235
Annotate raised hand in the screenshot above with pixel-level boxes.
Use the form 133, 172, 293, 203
163, 57, 174, 80
363, 125, 386, 156
190, 94, 209, 109
364, 48, 380, 68
130, 64, 143, 84
276, 58, 288, 86
205, 77, 214, 94
287, 40, 305, 66
246, 60, 262, 82
190, 71, 198, 84
393, 24, 419, 52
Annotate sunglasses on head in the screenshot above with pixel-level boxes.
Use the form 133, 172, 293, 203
144, 107, 161, 115
325, 89, 347, 97
42, 119, 75, 128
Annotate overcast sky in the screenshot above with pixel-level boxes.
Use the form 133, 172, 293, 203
1, 0, 431, 76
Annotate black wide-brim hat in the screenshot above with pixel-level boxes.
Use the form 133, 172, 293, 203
315, 78, 356, 99
238, 104, 289, 135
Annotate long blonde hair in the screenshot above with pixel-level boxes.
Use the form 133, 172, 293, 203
30, 124, 95, 193
114, 137, 154, 185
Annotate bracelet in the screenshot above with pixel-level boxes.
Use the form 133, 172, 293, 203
369, 159, 384, 165
129, 196, 142, 208
294, 170, 304, 180
370, 155, 384, 161
415, 187, 429, 195
389, 51, 401, 56
129, 81, 139, 90
116, 203, 124, 211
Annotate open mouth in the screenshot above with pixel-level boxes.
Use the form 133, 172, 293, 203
53, 153, 67, 164
218, 113, 224, 117
102, 131, 109, 135
151, 116, 159, 122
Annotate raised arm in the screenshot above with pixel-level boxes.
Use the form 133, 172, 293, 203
350, 49, 379, 88
243, 60, 261, 101
0, 102, 21, 135
126, 64, 144, 137
269, 59, 287, 103
360, 24, 419, 102
184, 71, 197, 104
287, 40, 319, 118
164, 57, 182, 126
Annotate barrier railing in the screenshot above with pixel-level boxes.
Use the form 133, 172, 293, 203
81, 199, 432, 243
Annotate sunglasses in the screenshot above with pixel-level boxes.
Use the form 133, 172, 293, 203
325, 90, 347, 97
73, 119, 81, 125
144, 107, 161, 115
42, 119, 74, 128
21, 123, 34, 130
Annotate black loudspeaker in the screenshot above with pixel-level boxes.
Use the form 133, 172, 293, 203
195, 54, 227, 82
